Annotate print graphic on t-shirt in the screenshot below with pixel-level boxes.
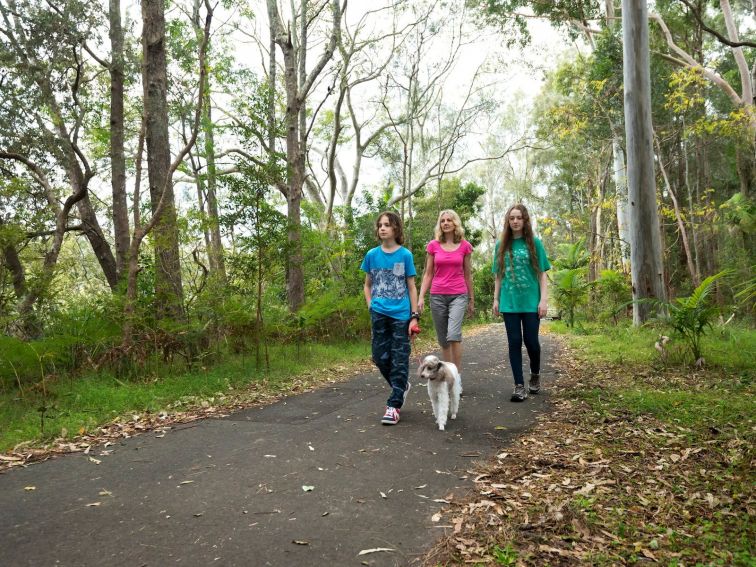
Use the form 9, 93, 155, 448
372, 268, 407, 299
511, 247, 531, 291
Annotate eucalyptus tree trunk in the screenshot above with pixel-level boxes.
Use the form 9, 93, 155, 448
612, 139, 631, 273
267, 0, 341, 312
142, 0, 185, 320
622, 0, 667, 324
202, 85, 226, 281
109, 0, 129, 282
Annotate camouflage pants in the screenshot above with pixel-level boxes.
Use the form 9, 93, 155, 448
370, 310, 410, 409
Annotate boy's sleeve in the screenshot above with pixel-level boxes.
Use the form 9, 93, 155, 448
536, 239, 551, 272
405, 250, 417, 278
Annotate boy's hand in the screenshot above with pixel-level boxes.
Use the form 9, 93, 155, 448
408, 320, 421, 336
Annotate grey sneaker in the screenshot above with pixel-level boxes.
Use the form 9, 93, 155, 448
528, 373, 541, 394
510, 384, 528, 402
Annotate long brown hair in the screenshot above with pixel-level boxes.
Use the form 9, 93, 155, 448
495, 204, 541, 279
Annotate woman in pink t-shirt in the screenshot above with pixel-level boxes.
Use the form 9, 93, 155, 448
418, 210, 474, 384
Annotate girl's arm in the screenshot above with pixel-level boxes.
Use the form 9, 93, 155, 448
363, 274, 372, 310
537, 271, 548, 319
417, 255, 434, 314
463, 253, 474, 316
493, 273, 501, 315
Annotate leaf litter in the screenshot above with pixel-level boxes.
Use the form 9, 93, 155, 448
422, 338, 754, 566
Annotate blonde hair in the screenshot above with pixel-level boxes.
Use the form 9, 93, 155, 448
433, 209, 464, 243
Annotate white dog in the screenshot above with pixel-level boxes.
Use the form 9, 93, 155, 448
417, 355, 462, 431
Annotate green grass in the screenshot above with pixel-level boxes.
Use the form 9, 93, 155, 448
548, 320, 756, 371
0, 340, 371, 452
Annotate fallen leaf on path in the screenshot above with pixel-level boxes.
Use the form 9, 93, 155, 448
302, 485, 314, 492
379, 491, 387, 498
358, 548, 395, 555
292, 540, 309, 545
431, 512, 443, 522
86, 502, 101, 507
24, 486, 36, 491
88, 457, 101, 465
179, 480, 194, 486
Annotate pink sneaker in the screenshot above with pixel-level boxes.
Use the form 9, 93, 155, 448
381, 406, 400, 425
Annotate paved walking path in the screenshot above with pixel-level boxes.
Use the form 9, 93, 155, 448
0, 324, 558, 567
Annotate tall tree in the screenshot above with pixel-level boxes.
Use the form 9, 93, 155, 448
623, 0, 667, 324
109, 0, 129, 282
142, 0, 185, 320
266, 0, 342, 312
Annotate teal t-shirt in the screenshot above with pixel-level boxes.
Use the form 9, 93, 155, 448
491, 237, 551, 313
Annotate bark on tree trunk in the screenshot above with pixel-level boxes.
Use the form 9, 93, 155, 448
109, 0, 130, 283
142, 0, 185, 321
622, 0, 667, 324
612, 139, 631, 274
203, 92, 226, 281
77, 194, 119, 289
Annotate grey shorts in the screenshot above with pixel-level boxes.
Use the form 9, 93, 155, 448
429, 293, 468, 348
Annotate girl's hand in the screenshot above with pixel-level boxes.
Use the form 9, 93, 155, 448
538, 300, 548, 319
417, 298, 425, 314
492, 299, 499, 316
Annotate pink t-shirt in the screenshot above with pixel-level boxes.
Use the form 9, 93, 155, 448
426, 239, 473, 295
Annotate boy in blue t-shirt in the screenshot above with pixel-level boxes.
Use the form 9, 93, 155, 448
361, 211, 419, 425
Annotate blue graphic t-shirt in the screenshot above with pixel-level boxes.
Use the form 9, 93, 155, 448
360, 245, 417, 320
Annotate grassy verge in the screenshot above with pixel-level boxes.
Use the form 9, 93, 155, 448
0, 340, 377, 455
424, 321, 755, 566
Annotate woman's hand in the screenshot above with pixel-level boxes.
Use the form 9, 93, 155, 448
466, 298, 474, 317
538, 300, 548, 319
417, 298, 425, 314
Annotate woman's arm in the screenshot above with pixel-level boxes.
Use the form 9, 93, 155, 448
417, 254, 434, 314
463, 253, 474, 316
537, 271, 548, 319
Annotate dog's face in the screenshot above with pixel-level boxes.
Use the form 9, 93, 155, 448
418, 355, 445, 381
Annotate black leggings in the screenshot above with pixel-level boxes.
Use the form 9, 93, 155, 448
502, 312, 541, 385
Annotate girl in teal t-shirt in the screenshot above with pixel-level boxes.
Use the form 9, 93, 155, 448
492, 204, 551, 402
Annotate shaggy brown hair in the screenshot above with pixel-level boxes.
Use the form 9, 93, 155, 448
495, 204, 541, 279
375, 211, 405, 245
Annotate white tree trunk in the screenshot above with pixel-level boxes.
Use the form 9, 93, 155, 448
612, 139, 631, 273
622, 0, 667, 324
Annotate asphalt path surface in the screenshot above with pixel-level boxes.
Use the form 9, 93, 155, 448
0, 323, 558, 567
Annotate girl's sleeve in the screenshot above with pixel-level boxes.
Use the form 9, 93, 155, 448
536, 239, 551, 272
491, 242, 499, 274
